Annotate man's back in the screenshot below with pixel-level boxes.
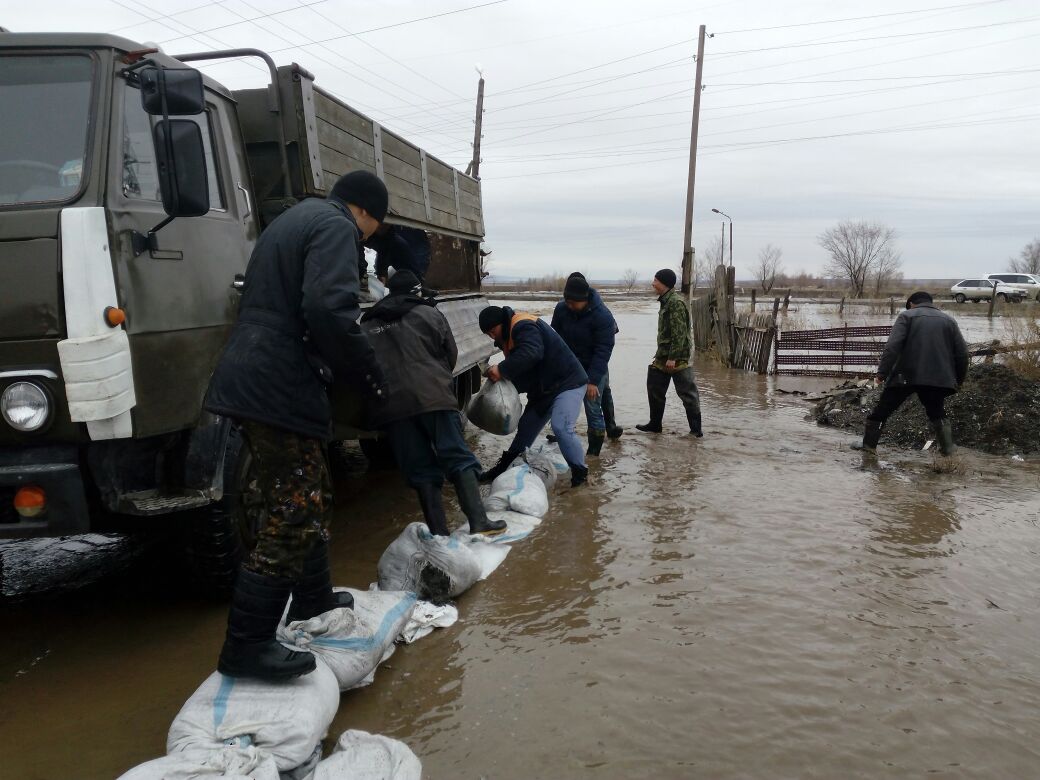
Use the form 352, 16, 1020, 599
879, 304, 968, 389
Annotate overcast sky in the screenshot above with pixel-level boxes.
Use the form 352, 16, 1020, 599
5, 0, 1039, 281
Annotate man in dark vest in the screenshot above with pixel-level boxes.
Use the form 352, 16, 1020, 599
361, 270, 506, 537
477, 305, 590, 487
205, 171, 390, 680
854, 291, 968, 455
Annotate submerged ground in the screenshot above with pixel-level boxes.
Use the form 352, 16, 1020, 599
1, 300, 1038, 779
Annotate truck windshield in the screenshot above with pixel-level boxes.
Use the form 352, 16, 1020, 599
0, 55, 93, 207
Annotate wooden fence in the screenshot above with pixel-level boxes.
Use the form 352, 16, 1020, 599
774, 325, 892, 377
690, 265, 777, 374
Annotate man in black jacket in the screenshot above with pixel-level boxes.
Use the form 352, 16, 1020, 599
855, 291, 969, 455
205, 171, 390, 680
477, 305, 590, 487
361, 270, 505, 537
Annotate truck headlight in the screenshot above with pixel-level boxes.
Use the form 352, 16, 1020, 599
2, 382, 51, 432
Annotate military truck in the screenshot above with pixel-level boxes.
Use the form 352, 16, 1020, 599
0, 33, 492, 588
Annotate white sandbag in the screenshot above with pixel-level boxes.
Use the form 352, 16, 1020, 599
377, 522, 483, 604
117, 747, 280, 780
313, 730, 421, 780
526, 441, 570, 476
522, 450, 558, 491
398, 601, 459, 644
278, 588, 416, 691
455, 510, 542, 545
464, 536, 511, 578
167, 661, 339, 772
465, 378, 522, 435
485, 463, 549, 518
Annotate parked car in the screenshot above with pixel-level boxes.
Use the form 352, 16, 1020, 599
986, 273, 1040, 301
950, 279, 1025, 303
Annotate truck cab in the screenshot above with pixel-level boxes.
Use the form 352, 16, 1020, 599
0, 33, 491, 589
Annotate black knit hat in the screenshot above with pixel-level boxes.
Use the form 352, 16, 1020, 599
330, 170, 389, 222
906, 290, 933, 308
655, 268, 677, 289
564, 274, 590, 301
388, 269, 422, 294
478, 305, 506, 333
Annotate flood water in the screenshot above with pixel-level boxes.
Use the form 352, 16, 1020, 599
2, 299, 1039, 779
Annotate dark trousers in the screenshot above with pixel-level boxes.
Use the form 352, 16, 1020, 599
384, 410, 480, 488
868, 385, 952, 423
647, 365, 702, 431
241, 420, 331, 580
601, 384, 618, 430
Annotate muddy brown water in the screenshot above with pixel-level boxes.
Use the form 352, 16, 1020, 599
1, 300, 1039, 779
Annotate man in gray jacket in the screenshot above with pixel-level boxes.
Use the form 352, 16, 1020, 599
362, 270, 506, 537
855, 291, 969, 455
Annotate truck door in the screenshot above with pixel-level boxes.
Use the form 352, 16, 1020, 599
107, 79, 257, 437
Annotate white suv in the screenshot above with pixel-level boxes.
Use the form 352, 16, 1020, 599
986, 273, 1040, 301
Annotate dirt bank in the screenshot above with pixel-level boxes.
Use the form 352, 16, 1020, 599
812, 363, 1040, 455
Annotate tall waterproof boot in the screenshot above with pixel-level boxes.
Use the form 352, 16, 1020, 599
931, 418, 956, 456
478, 449, 521, 483
851, 420, 883, 452
636, 370, 667, 433
218, 568, 317, 680
688, 413, 703, 438
451, 468, 506, 536
568, 462, 589, 487
602, 391, 624, 439
286, 539, 354, 624
415, 483, 451, 537
586, 430, 606, 457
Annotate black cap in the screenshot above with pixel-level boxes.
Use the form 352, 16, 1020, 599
388, 269, 422, 294
478, 305, 506, 333
564, 275, 590, 301
655, 268, 677, 289
330, 170, 389, 222
906, 291, 933, 308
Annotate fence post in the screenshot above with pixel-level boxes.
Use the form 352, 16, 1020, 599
751, 288, 756, 312
889, 297, 895, 315
839, 296, 845, 316
782, 290, 791, 313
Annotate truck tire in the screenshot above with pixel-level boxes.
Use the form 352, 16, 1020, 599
184, 424, 265, 595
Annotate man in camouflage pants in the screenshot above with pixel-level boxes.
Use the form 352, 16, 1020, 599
636, 268, 703, 437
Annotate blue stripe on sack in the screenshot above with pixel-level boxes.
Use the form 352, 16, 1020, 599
213, 674, 237, 730
509, 465, 530, 497
488, 529, 532, 543
309, 594, 418, 650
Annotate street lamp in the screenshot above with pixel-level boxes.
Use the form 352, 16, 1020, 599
711, 208, 733, 267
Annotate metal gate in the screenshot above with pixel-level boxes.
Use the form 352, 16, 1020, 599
774, 324, 892, 377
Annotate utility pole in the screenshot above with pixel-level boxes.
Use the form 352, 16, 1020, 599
720, 221, 725, 268
728, 220, 733, 267
467, 69, 486, 179
681, 25, 707, 296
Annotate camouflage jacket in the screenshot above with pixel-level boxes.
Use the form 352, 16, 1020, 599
653, 289, 691, 368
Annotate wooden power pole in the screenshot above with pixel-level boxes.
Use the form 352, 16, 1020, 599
467, 72, 486, 179
681, 25, 707, 295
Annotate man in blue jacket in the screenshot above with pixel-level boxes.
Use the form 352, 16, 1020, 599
477, 305, 590, 487
550, 273, 619, 456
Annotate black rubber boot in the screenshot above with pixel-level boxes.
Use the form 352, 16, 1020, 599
569, 462, 589, 487
688, 413, 703, 438
546, 434, 558, 443
219, 568, 317, 680
606, 425, 624, 440
286, 540, 354, 624
602, 391, 622, 439
415, 482, 451, 537
635, 422, 662, 433
932, 418, 956, 456
851, 420, 883, 452
586, 430, 606, 457
451, 468, 506, 536
478, 449, 520, 484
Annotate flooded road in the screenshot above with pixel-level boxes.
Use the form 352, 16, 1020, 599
2, 299, 1039, 778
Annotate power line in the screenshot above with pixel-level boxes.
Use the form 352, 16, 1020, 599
109, 0, 331, 33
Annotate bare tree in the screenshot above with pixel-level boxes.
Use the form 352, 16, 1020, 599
1010, 238, 1040, 275
620, 268, 639, 293
818, 220, 900, 298
756, 244, 784, 292
872, 249, 903, 295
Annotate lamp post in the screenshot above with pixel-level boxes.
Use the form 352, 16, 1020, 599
712, 208, 733, 267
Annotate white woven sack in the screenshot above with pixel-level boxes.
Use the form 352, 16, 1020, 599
377, 522, 483, 603
117, 746, 279, 780
485, 463, 549, 518
312, 730, 422, 780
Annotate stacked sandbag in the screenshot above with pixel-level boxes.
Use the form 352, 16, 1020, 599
398, 600, 460, 644
522, 450, 558, 491
465, 378, 522, 435
460, 509, 543, 545
166, 661, 339, 775
526, 440, 570, 478
278, 588, 416, 691
377, 522, 485, 603
117, 745, 280, 780
312, 730, 422, 780
485, 463, 549, 517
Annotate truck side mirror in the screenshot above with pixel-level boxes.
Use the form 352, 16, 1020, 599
139, 66, 205, 115
153, 119, 210, 217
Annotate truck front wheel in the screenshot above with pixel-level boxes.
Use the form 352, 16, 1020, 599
184, 425, 264, 595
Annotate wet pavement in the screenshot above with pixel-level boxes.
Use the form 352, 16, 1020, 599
2, 300, 1039, 779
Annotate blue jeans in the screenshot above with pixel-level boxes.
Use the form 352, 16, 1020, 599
583, 371, 610, 433
384, 410, 481, 487
509, 386, 587, 468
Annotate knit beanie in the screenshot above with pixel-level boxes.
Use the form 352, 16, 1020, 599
906, 290, 932, 308
563, 274, 590, 301
654, 268, 677, 289
330, 170, 389, 222
387, 268, 422, 295
478, 305, 506, 333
